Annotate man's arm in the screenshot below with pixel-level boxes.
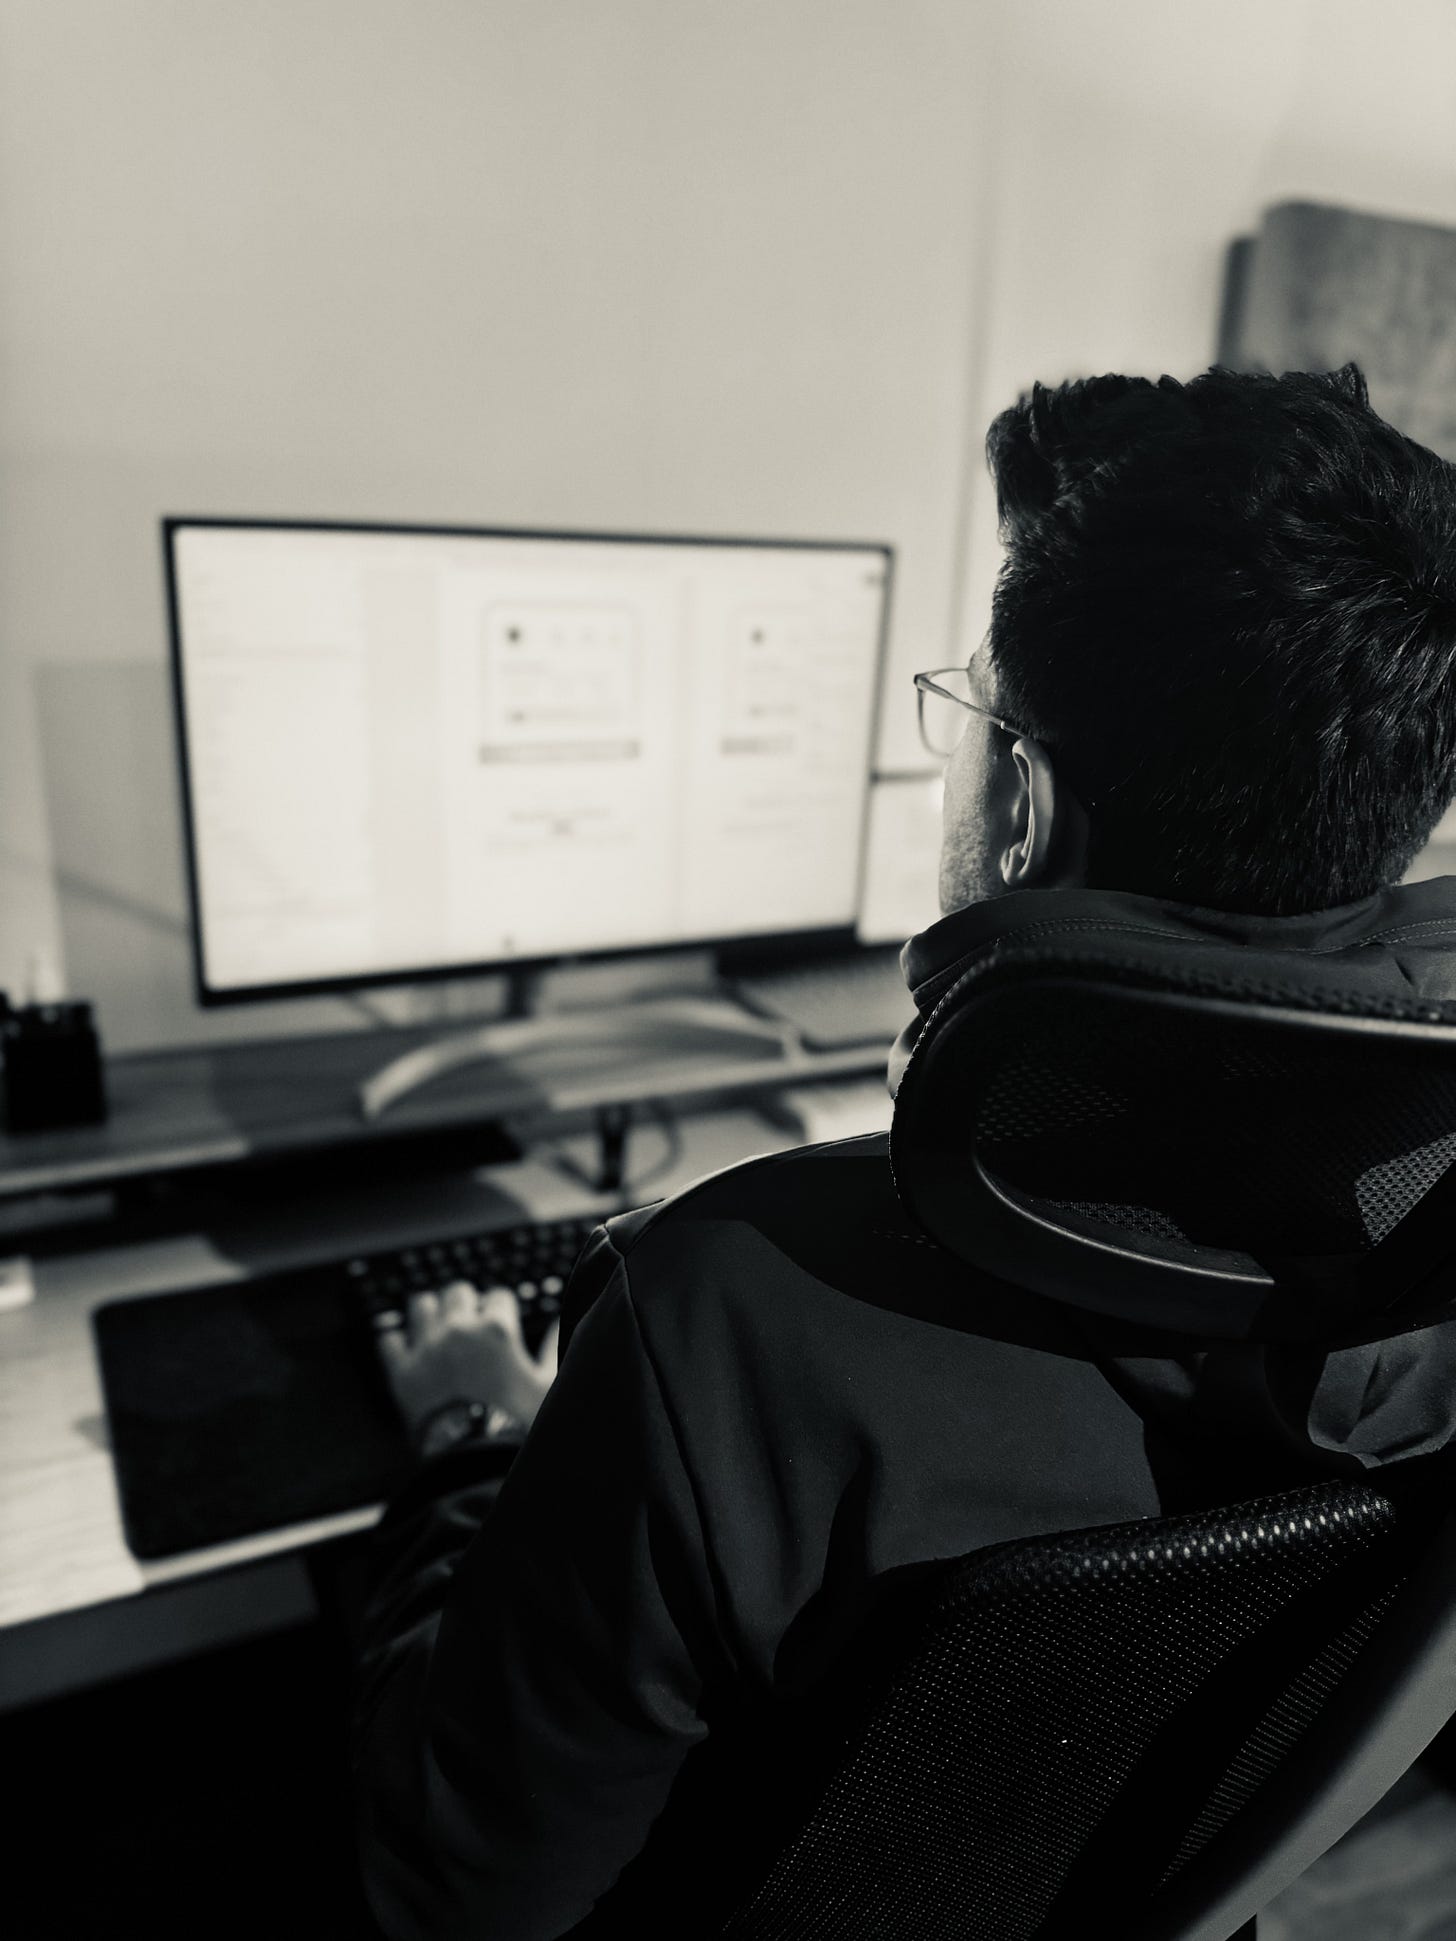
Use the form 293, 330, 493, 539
354, 1235, 727, 1941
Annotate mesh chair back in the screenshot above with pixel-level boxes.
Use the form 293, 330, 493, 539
718, 1477, 1454, 1941
765, 939, 1456, 1937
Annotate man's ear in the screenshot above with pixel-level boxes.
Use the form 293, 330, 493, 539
1001, 736, 1089, 889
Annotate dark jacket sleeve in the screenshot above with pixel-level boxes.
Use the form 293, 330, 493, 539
353, 1220, 723, 1941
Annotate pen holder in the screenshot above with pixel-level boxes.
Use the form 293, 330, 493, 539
0, 999, 108, 1134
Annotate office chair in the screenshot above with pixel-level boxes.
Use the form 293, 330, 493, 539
719, 932, 1456, 1940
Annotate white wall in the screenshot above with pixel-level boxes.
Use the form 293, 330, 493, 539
955, 0, 1456, 643
2, 0, 1455, 1050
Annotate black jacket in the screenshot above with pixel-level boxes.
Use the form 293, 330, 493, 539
355, 876, 1456, 1940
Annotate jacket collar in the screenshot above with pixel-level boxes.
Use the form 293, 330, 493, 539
891, 875, 1456, 1094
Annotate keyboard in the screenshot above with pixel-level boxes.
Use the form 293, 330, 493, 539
346, 1212, 603, 1353
732, 946, 911, 1051
93, 1210, 614, 1560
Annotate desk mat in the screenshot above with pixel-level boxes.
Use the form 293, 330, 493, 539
93, 1272, 412, 1560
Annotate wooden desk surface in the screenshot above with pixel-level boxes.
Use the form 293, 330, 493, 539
0, 1101, 861, 1634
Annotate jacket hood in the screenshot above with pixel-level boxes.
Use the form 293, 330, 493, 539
890, 876, 1456, 1473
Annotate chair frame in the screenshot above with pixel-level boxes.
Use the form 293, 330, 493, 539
1129, 1508, 1456, 1940
881, 946, 1456, 1935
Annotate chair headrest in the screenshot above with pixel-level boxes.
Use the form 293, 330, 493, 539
889, 934, 1456, 1344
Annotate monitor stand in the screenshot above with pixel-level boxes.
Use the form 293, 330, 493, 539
356, 975, 793, 1124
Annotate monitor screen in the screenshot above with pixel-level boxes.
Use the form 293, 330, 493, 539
165, 521, 892, 1002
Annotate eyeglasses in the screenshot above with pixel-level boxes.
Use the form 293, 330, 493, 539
913, 665, 1031, 760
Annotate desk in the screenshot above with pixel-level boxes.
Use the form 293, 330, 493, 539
0, 1007, 888, 1204
0, 1080, 890, 1702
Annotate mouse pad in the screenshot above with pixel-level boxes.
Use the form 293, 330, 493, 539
93, 1271, 412, 1560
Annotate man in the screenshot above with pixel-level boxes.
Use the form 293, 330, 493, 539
354, 364, 1456, 1938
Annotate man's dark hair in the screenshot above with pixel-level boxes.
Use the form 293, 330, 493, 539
985, 363, 1456, 915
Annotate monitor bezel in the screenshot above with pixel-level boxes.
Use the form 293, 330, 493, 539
163, 516, 894, 1008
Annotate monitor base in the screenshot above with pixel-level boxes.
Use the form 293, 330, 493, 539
356, 996, 793, 1123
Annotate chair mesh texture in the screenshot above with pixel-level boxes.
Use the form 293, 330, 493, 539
973, 988, 1456, 1260
717, 1480, 1406, 1941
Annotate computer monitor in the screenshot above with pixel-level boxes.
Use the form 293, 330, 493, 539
164, 520, 892, 1004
